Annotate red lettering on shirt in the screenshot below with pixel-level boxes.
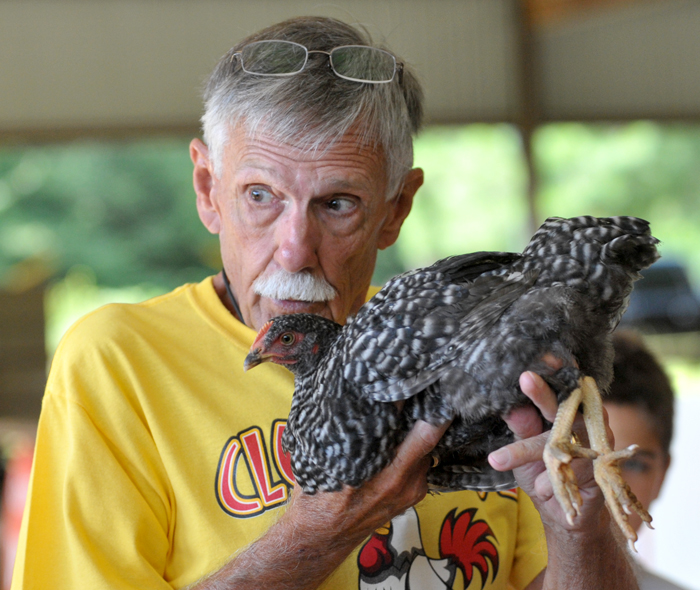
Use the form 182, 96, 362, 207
215, 437, 263, 517
240, 428, 289, 506
215, 423, 293, 518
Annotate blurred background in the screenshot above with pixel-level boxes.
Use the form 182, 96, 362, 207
1, 0, 700, 587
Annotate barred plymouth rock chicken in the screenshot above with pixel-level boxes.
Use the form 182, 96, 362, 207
244, 215, 659, 547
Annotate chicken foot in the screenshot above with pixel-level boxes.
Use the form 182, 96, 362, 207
543, 376, 652, 551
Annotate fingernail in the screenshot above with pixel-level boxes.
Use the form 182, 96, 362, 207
489, 448, 510, 469
520, 371, 537, 392
414, 420, 443, 446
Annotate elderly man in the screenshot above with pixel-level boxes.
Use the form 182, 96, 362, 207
13, 17, 637, 590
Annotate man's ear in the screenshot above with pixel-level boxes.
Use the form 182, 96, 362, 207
377, 167, 424, 250
190, 138, 221, 234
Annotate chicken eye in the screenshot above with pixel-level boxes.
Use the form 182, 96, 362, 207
280, 333, 296, 346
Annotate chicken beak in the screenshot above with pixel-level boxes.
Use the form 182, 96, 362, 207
244, 349, 270, 371
245, 320, 276, 371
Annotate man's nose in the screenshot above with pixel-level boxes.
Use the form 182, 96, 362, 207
273, 207, 321, 274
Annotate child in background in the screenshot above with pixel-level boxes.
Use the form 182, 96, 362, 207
606, 330, 690, 590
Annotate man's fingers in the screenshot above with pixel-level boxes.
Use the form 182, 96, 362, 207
487, 372, 556, 473
519, 371, 559, 423
541, 353, 564, 371
489, 431, 549, 471
392, 420, 449, 470
501, 402, 544, 441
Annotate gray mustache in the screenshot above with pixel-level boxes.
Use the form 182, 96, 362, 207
253, 270, 337, 302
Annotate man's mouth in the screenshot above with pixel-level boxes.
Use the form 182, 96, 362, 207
271, 299, 320, 312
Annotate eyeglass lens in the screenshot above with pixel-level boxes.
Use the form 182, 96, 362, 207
240, 41, 307, 75
330, 46, 396, 82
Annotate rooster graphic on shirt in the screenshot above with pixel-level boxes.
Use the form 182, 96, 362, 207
358, 506, 499, 589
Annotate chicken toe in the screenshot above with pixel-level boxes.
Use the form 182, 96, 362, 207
579, 376, 653, 550
544, 382, 599, 525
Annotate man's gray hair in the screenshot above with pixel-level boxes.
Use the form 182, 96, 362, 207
201, 16, 424, 198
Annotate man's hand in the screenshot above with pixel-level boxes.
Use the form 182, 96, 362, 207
193, 419, 449, 590
287, 419, 450, 547
488, 371, 608, 531
488, 370, 638, 590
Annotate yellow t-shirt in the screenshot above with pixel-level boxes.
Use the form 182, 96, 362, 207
13, 277, 546, 589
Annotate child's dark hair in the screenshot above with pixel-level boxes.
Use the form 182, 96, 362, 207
608, 329, 675, 456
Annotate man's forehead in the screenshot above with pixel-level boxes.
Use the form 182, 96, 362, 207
222, 125, 389, 188
226, 124, 384, 160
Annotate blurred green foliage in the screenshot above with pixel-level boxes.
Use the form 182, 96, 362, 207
388, 124, 530, 274
535, 122, 700, 285
0, 139, 220, 291
377, 122, 700, 286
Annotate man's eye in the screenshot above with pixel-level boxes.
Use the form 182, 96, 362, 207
326, 198, 356, 213
250, 187, 273, 203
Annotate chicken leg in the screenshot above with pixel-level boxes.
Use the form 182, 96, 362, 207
543, 376, 652, 550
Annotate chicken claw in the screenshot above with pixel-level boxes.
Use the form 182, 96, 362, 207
545, 377, 652, 549
544, 383, 598, 525
591, 444, 653, 550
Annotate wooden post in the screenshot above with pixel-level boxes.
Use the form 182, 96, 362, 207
514, 0, 541, 235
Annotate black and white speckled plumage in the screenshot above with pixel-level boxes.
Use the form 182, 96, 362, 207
246, 216, 660, 494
